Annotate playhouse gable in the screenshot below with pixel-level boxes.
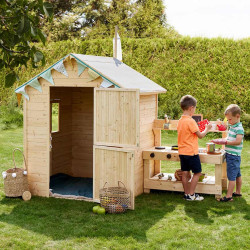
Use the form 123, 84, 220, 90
15, 53, 166, 100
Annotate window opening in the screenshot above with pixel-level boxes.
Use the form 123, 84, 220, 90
51, 100, 60, 133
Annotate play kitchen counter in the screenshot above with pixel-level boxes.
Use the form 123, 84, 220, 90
143, 118, 228, 199
143, 147, 227, 199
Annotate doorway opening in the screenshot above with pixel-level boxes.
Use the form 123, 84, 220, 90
49, 87, 94, 199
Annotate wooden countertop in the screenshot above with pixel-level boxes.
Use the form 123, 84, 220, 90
142, 147, 226, 164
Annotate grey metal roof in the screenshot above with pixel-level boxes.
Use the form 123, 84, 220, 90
15, 53, 167, 94
71, 54, 166, 94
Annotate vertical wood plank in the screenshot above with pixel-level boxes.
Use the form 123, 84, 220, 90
222, 161, 227, 190
153, 128, 161, 146
23, 98, 28, 169
215, 164, 222, 198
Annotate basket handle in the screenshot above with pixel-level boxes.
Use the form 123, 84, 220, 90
102, 181, 126, 188
118, 181, 126, 188
102, 182, 108, 189
13, 148, 27, 170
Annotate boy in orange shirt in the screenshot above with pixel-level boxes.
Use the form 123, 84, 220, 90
177, 95, 212, 201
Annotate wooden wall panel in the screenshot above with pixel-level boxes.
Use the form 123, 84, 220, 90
134, 94, 158, 196
24, 81, 50, 197
71, 87, 94, 178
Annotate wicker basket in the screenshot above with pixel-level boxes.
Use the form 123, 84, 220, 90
100, 181, 130, 214
174, 169, 191, 181
3, 148, 30, 198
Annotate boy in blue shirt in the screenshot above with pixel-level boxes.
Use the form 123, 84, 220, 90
212, 104, 244, 202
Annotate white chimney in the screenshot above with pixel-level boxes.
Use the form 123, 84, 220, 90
113, 26, 122, 61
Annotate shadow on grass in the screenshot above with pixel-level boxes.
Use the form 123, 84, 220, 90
0, 191, 249, 241
0, 193, 174, 241
183, 194, 250, 224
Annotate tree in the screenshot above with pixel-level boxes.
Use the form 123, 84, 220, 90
42, 0, 179, 41
0, 0, 53, 87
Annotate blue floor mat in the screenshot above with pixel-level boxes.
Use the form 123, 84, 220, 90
50, 173, 93, 198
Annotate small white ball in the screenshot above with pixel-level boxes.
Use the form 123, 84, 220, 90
23, 170, 27, 175
12, 173, 17, 178
2, 171, 7, 177
2, 173, 7, 179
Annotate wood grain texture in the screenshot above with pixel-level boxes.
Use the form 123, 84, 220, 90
71, 87, 94, 177
93, 146, 135, 209
135, 94, 157, 196
94, 89, 140, 147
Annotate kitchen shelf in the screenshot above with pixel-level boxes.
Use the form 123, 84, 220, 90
143, 147, 227, 198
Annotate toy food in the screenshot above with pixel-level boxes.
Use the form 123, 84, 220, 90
93, 205, 100, 214
97, 207, 106, 215
217, 124, 227, 131
198, 119, 209, 132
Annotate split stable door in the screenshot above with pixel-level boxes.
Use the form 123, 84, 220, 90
93, 88, 140, 209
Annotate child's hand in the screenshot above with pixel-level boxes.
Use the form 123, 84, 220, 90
206, 123, 212, 130
211, 139, 227, 145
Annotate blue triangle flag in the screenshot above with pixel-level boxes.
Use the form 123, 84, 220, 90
28, 78, 42, 92
77, 61, 87, 76
40, 69, 54, 85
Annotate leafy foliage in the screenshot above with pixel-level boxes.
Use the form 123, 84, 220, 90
0, 95, 23, 130
42, 0, 179, 41
0, 0, 53, 87
0, 37, 249, 136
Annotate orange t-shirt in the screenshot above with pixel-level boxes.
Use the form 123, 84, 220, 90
177, 115, 199, 155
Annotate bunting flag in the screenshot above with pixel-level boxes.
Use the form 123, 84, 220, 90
53, 60, 68, 77
77, 61, 87, 76
28, 78, 42, 92
15, 85, 29, 100
100, 78, 114, 88
87, 68, 100, 82
16, 93, 22, 107
40, 70, 54, 85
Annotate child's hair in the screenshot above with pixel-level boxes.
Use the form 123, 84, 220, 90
224, 104, 241, 116
180, 95, 197, 110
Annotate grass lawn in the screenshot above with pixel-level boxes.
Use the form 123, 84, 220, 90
0, 128, 249, 249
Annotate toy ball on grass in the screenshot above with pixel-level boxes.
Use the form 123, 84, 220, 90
93, 205, 100, 214
97, 207, 106, 215
93, 205, 106, 215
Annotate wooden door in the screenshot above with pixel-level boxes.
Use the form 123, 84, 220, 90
93, 145, 135, 209
94, 88, 140, 148
93, 88, 140, 209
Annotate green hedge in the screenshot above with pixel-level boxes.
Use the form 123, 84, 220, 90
0, 37, 249, 134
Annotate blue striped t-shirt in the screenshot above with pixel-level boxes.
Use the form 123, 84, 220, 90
225, 122, 244, 156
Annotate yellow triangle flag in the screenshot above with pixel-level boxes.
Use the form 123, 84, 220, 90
16, 93, 22, 107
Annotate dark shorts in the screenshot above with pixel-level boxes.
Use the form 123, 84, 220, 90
226, 153, 241, 181
179, 154, 202, 173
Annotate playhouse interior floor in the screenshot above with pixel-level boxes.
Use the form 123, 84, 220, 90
50, 173, 93, 198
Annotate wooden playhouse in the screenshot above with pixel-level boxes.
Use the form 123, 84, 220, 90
15, 53, 166, 208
